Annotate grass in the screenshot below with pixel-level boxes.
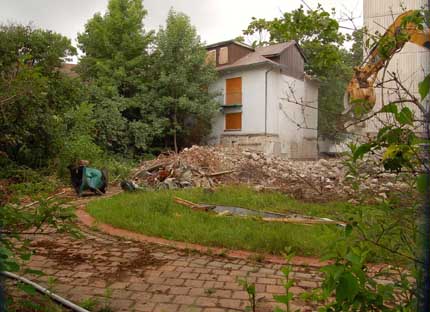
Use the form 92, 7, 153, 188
87, 186, 405, 261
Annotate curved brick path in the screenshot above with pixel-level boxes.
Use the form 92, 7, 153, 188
24, 229, 321, 312
21, 189, 324, 312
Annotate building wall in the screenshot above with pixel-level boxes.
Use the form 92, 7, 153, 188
363, 0, 430, 134
206, 42, 253, 67
277, 74, 318, 159
208, 67, 268, 142
208, 66, 318, 159
280, 45, 305, 80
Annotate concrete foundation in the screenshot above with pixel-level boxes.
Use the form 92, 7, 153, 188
219, 133, 317, 159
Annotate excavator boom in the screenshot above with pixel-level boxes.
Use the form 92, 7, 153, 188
345, 9, 430, 120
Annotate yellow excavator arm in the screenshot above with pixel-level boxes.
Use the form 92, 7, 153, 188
345, 9, 430, 118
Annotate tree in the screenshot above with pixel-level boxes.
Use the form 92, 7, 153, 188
77, 0, 159, 155
151, 9, 218, 152
0, 24, 81, 167
243, 5, 360, 138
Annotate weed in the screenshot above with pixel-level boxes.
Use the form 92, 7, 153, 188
273, 247, 298, 312
80, 297, 99, 311
248, 253, 265, 263
237, 278, 256, 312
218, 249, 228, 257
98, 288, 113, 312
89, 224, 100, 232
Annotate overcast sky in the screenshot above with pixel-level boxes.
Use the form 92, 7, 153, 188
0, 0, 363, 49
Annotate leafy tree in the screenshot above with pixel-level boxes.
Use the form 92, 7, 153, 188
243, 5, 360, 138
77, 0, 159, 155
151, 9, 218, 152
348, 28, 364, 68
0, 24, 81, 167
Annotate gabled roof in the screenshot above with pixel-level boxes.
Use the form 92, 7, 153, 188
255, 41, 295, 57
59, 63, 79, 78
210, 40, 304, 72
216, 51, 282, 72
256, 41, 307, 61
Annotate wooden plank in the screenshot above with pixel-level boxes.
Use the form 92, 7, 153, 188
205, 170, 235, 177
225, 112, 242, 130
225, 77, 242, 105
262, 217, 346, 226
174, 197, 213, 211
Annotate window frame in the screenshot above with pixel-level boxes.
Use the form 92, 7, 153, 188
225, 112, 242, 131
225, 77, 242, 106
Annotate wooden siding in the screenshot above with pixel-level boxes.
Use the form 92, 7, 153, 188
279, 45, 304, 80
208, 43, 253, 67
219, 47, 229, 64
206, 49, 216, 65
225, 112, 242, 130
227, 43, 252, 65
225, 77, 242, 105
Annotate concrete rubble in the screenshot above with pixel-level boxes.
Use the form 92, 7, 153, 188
132, 145, 410, 203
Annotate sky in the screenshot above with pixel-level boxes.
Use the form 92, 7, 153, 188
0, 0, 363, 50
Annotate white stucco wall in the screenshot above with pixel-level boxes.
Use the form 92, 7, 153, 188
208, 67, 268, 142
208, 65, 318, 159
277, 75, 318, 159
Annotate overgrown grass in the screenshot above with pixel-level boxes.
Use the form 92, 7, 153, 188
87, 186, 405, 262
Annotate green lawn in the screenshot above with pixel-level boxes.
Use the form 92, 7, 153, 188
86, 186, 403, 261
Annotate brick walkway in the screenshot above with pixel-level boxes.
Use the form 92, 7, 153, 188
21, 224, 322, 312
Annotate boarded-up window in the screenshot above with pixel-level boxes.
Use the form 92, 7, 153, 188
225, 77, 242, 105
206, 50, 216, 64
219, 47, 229, 64
225, 112, 242, 130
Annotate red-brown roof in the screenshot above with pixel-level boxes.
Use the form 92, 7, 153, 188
209, 40, 304, 72
59, 63, 79, 78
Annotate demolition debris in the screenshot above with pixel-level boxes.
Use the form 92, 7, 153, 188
131, 145, 411, 203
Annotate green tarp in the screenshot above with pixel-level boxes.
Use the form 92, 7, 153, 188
79, 167, 105, 194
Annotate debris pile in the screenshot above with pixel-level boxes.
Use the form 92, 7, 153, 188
132, 145, 411, 203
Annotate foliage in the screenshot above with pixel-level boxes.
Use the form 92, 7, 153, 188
238, 278, 256, 312
273, 247, 299, 312
243, 5, 361, 138
5, 283, 64, 312
77, 0, 160, 155
348, 28, 364, 68
80, 297, 99, 311
0, 196, 78, 274
302, 11, 427, 310
151, 9, 218, 152
308, 225, 416, 311
0, 24, 81, 167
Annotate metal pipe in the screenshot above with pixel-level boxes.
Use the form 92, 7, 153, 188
264, 67, 274, 135
1, 271, 90, 312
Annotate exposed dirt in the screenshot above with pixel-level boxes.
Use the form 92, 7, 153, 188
30, 238, 168, 282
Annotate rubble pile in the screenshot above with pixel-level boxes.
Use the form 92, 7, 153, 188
132, 145, 410, 202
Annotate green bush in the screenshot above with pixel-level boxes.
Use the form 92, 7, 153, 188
57, 134, 103, 179
93, 156, 136, 181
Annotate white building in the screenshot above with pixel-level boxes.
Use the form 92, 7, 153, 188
206, 40, 319, 159
363, 0, 430, 134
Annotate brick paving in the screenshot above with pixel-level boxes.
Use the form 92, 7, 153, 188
8, 189, 328, 311
20, 225, 322, 312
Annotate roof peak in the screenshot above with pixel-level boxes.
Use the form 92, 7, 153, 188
205, 39, 254, 50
